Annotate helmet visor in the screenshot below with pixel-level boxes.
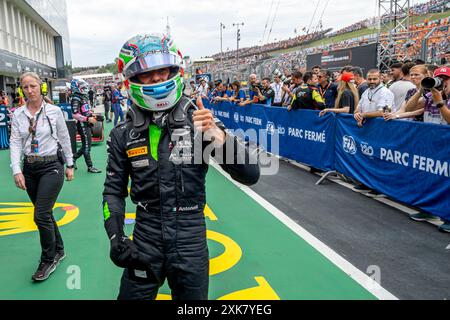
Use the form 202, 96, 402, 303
123, 52, 180, 80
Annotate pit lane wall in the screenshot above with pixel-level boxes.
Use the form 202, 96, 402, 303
205, 100, 450, 221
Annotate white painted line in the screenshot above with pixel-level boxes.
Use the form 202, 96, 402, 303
373, 198, 420, 215
211, 161, 399, 301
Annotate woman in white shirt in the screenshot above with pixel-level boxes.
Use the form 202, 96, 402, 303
10, 72, 74, 282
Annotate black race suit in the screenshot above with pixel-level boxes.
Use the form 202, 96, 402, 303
102, 96, 260, 300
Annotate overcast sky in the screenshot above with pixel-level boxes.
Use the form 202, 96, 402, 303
67, 0, 427, 67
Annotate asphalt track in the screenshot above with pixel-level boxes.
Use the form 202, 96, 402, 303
249, 160, 450, 300
0, 116, 448, 300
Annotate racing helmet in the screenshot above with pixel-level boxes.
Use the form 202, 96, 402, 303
71, 78, 90, 96
117, 33, 184, 112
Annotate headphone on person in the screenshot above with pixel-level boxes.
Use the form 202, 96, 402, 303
18, 72, 47, 97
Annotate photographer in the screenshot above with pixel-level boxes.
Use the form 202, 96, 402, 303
405, 66, 450, 125
282, 71, 303, 107
255, 78, 275, 107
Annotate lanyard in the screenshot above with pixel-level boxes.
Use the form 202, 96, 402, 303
368, 85, 383, 102
273, 83, 282, 96
27, 106, 44, 140
319, 83, 331, 98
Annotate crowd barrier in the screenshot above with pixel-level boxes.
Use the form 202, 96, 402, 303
204, 100, 450, 221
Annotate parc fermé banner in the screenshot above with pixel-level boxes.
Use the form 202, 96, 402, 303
205, 100, 335, 172
205, 100, 450, 221
335, 114, 450, 221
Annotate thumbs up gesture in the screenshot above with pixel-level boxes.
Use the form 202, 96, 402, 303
193, 96, 226, 146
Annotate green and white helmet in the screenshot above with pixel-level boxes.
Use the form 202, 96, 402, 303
118, 33, 184, 112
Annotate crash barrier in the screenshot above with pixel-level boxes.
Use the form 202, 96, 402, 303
0, 105, 9, 149
205, 100, 450, 221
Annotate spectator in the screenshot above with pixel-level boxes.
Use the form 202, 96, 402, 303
282, 71, 303, 107
248, 74, 259, 102
381, 71, 392, 86
387, 62, 404, 88
354, 69, 395, 126
270, 75, 284, 107
403, 67, 450, 232
425, 64, 439, 77
351, 67, 369, 97
389, 63, 416, 113
320, 72, 359, 116
405, 66, 450, 125
318, 69, 338, 108
312, 65, 322, 75
288, 72, 325, 111
384, 64, 427, 121
194, 79, 209, 99
229, 81, 246, 105
255, 78, 275, 107
207, 81, 215, 100
188, 80, 196, 97
211, 81, 231, 103
340, 65, 354, 74
241, 74, 260, 106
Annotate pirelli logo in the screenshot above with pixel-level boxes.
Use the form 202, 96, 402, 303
127, 147, 148, 158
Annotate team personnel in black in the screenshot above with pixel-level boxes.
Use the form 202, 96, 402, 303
70, 79, 102, 173
103, 33, 260, 300
10, 72, 75, 282
289, 72, 326, 111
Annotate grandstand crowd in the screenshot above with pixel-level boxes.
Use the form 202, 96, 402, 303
206, 0, 449, 77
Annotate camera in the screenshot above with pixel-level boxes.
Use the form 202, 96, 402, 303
273, 69, 292, 85
422, 77, 444, 91
251, 83, 263, 92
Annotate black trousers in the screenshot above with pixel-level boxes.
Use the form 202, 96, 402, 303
117, 208, 209, 300
104, 101, 111, 121
23, 160, 65, 263
74, 122, 93, 168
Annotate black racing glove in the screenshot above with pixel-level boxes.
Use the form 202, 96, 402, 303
109, 234, 140, 269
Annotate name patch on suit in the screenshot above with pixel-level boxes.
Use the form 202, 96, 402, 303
132, 159, 150, 168
127, 147, 148, 158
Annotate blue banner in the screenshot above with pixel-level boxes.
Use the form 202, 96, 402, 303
335, 114, 450, 220
206, 100, 450, 221
206, 100, 335, 171
0, 105, 9, 150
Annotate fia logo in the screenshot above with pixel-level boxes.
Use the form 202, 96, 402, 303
234, 112, 240, 123
343, 135, 357, 155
